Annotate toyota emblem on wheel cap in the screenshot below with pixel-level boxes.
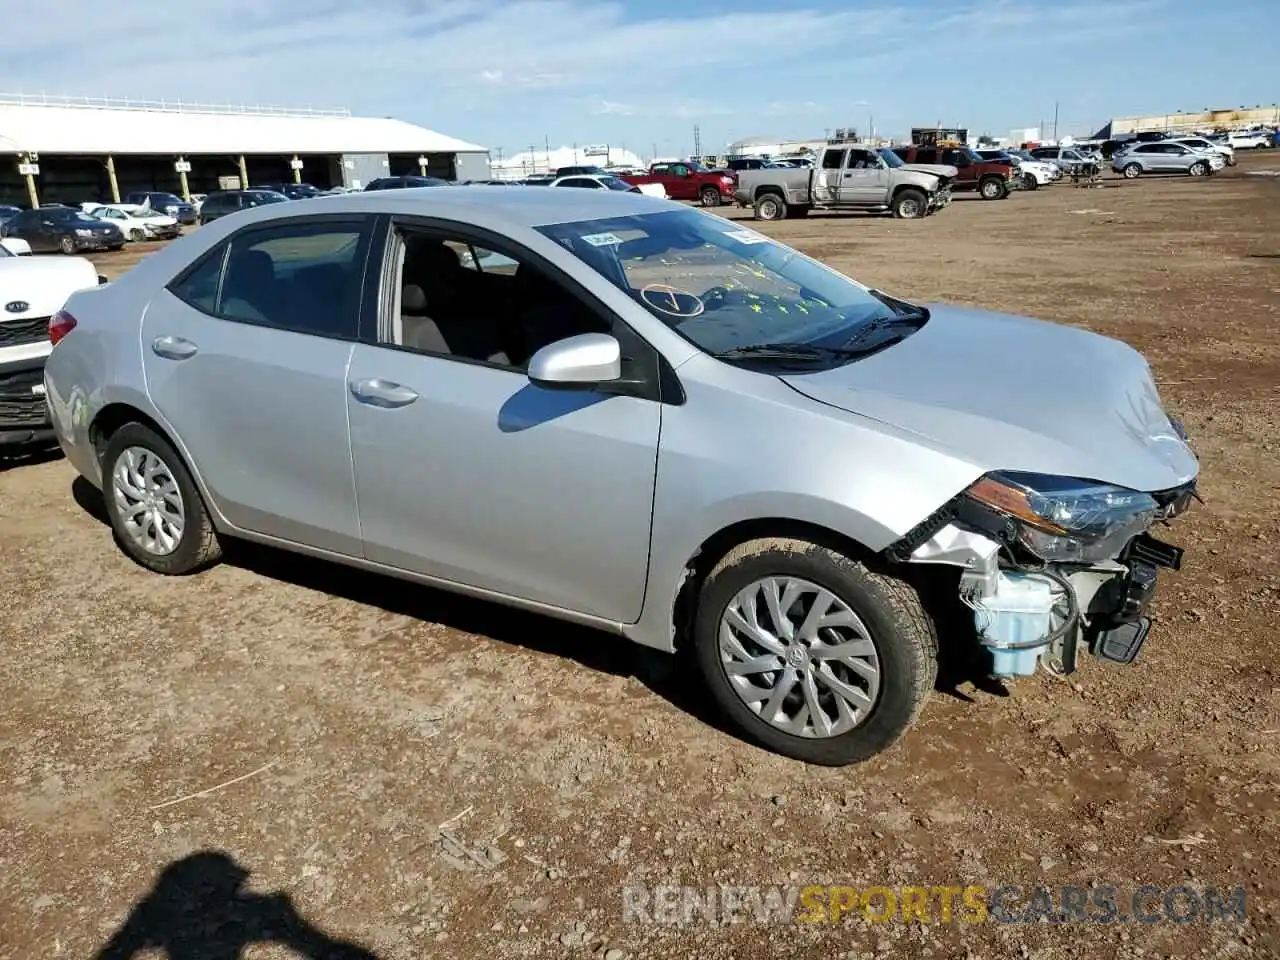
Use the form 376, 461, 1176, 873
4, 300, 29, 314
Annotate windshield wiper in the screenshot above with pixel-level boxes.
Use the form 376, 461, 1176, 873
714, 343, 843, 362
843, 311, 929, 348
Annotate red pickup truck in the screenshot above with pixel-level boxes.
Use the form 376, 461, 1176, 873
620, 161, 737, 206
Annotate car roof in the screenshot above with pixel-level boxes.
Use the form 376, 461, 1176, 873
244, 184, 674, 228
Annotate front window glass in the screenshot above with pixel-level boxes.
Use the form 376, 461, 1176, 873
536, 208, 921, 360
876, 148, 905, 168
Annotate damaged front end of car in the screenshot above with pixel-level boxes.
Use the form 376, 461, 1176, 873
884, 435, 1199, 678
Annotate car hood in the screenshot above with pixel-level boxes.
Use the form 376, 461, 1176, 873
899, 163, 959, 179
0, 254, 99, 319
780, 304, 1198, 493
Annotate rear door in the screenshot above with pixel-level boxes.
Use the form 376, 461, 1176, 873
141, 214, 375, 555
814, 148, 845, 203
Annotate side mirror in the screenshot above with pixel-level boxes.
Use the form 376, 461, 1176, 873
528, 333, 622, 389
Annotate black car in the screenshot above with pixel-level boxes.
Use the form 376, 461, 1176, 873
552, 165, 609, 177
255, 182, 323, 200
197, 189, 291, 225
124, 191, 198, 225
363, 175, 449, 190
1, 206, 124, 254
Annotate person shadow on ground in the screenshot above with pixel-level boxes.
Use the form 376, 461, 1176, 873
93, 850, 381, 960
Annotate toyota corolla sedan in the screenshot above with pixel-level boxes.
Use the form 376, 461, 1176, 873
43, 189, 1199, 765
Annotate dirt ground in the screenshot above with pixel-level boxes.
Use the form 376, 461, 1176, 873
2, 155, 1278, 960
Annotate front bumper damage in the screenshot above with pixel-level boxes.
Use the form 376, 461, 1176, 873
891, 481, 1196, 678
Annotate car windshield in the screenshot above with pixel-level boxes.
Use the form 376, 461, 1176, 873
876, 148, 905, 168
600, 177, 634, 191
536, 208, 920, 359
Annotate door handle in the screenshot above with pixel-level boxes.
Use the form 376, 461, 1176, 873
349, 378, 419, 408
151, 335, 198, 360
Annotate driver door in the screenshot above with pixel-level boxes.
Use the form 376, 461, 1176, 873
813, 148, 845, 203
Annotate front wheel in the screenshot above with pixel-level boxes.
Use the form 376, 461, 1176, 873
1022, 173, 1039, 191
752, 193, 786, 221
59, 236, 76, 255
101, 422, 222, 575
693, 538, 937, 765
129, 228, 145, 241
1188, 161, 1208, 177
700, 186, 722, 207
891, 188, 927, 219
979, 177, 1007, 200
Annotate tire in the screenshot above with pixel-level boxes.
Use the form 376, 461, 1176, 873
1188, 161, 1208, 177
979, 177, 1006, 200
693, 537, 937, 765
1122, 163, 1142, 179
59, 236, 76, 255
891, 188, 927, 219
700, 186, 722, 208
752, 193, 786, 221
101, 422, 222, 575
1022, 173, 1039, 191
785, 204, 811, 219
129, 228, 145, 241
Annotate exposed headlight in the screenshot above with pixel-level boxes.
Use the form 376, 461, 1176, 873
966, 471, 1157, 563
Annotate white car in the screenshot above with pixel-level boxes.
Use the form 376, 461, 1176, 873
1172, 137, 1236, 166
549, 174, 668, 199
81, 203, 182, 242
0, 240, 100, 448
1226, 131, 1272, 150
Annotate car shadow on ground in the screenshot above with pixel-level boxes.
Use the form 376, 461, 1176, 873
0, 444, 62, 473
92, 850, 380, 960
71, 477, 1003, 742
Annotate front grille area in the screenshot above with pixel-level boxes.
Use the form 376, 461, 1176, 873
0, 316, 50, 348
0, 368, 48, 426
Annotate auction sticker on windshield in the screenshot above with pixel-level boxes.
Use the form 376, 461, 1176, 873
723, 229, 772, 245
581, 232, 624, 247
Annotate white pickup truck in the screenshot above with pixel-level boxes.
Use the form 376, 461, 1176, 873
733, 142, 956, 220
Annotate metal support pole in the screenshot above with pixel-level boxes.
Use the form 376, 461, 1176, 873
292, 155, 302, 184
178, 157, 191, 202
24, 170, 38, 209
238, 154, 249, 189
106, 155, 121, 202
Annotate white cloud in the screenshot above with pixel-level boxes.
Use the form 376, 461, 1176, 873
0, 0, 1171, 144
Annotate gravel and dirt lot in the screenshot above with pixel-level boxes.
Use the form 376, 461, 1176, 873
2, 155, 1278, 959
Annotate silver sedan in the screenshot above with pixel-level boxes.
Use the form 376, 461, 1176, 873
43, 188, 1199, 764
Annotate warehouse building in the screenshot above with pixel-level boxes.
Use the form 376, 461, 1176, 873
0, 94, 490, 207
1099, 105, 1280, 138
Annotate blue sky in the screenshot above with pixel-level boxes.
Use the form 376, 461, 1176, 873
0, 0, 1275, 157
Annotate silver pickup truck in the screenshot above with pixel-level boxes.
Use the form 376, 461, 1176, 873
733, 142, 955, 220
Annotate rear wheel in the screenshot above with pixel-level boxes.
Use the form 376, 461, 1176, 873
700, 186, 722, 207
891, 188, 927, 219
1123, 162, 1142, 179
101, 422, 222, 575
693, 538, 937, 765
753, 193, 787, 221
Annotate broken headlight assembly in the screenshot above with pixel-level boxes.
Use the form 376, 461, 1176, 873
963, 471, 1158, 564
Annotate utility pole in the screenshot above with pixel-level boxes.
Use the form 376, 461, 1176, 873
528, 144, 536, 176
545, 135, 551, 171
693, 124, 702, 158
1053, 101, 1060, 142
